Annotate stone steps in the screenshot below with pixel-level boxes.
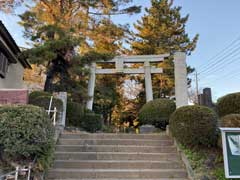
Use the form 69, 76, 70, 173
55, 145, 177, 153
52, 160, 184, 169
54, 152, 180, 161
58, 139, 174, 146
51, 179, 188, 180
47, 132, 189, 179
60, 133, 170, 140
50, 179, 188, 180
47, 169, 188, 179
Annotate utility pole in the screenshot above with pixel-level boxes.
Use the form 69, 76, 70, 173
195, 71, 199, 104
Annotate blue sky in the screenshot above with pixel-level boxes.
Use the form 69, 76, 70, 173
1, 0, 240, 101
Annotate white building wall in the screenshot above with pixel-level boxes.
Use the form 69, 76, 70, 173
0, 61, 25, 89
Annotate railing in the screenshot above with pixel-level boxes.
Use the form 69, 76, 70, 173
0, 157, 37, 180
47, 107, 57, 126
47, 96, 58, 126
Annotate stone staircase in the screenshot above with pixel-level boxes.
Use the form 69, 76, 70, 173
47, 132, 189, 180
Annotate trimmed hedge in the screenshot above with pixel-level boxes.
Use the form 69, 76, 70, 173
66, 101, 103, 133
66, 101, 85, 127
29, 91, 63, 112
220, 114, 240, 128
30, 96, 63, 111
29, 91, 51, 104
170, 105, 217, 147
81, 112, 103, 133
139, 99, 176, 129
217, 92, 240, 117
0, 105, 54, 169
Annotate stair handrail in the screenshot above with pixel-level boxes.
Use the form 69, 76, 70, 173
0, 156, 37, 180
48, 96, 53, 115
46, 106, 57, 126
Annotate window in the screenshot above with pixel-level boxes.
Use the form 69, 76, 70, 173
0, 52, 8, 78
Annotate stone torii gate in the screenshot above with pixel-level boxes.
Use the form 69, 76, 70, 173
87, 52, 188, 110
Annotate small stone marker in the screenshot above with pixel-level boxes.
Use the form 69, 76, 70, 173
140, 125, 157, 134
0, 89, 28, 105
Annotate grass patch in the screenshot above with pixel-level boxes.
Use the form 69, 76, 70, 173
179, 145, 240, 180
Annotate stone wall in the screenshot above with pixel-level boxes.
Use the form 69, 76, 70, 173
0, 89, 28, 104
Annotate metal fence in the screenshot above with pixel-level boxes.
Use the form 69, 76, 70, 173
0, 157, 36, 180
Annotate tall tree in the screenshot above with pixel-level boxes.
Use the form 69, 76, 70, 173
132, 0, 198, 55
18, 0, 140, 102
131, 0, 198, 98
20, 25, 112, 101
0, 0, 24, 13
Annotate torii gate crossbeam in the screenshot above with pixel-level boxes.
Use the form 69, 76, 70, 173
86, 52, 188, 110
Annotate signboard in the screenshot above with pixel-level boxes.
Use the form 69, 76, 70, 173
0, 89, 28, 104
220, 128, 240, 178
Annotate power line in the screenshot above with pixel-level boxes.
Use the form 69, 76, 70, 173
199, 56, 240, 77
198, 45, 240, 75
200, 68, 240, 86
198, 35, 240, 71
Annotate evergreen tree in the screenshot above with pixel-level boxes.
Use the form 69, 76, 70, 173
18, 0, 140, 103
20, 25, 112, 102
132, 0, 198, 55
131, 0, 198, 97
0, 0, 24, 13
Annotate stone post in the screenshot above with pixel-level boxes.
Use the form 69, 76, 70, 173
56, 92, 67, 127
144, 61, 153, 102
86, 63, 96, 110
174, 52, 188, 108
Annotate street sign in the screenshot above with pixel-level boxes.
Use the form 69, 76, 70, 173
220, 128, 240, 178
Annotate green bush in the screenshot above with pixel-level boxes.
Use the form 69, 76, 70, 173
169, 105, 217, 147
29, 96, 63, 112
81, 112, 103, 133
66, 101, 102, 133
220, 114, 240, 128
0, 105, 54, 169
29, 91, 51, 104
139, 99, 176, 129
217, 92, 240, 117
66, 101, 85, 126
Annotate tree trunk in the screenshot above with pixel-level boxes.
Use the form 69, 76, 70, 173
44, 65, 55, 92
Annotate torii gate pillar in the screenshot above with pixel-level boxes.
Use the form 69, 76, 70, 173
144, 61, 153, 102
86, 63, 96, 110
174, 52, 188, 108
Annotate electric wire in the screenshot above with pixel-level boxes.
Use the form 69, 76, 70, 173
198, 44, 240, 75
197, 35, 240, 71
199, 56, 240, 77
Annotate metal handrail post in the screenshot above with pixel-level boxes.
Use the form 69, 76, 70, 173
15, 166, 19, 180
27, 164, 31, 180
53, 107, 57, 126
48, 96, 53, 115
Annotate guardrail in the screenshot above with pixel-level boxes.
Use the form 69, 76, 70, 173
47, 107, 57, 126
0, 157, 36, 180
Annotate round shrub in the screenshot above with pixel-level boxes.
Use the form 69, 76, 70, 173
81, 112, 103, 133
220, 114, 240, 128
139, 99, 176, 129
66, 101, 85, 126
217, 92, 240, 117
30, 96, 63, 111
0, 105, 54, 167
169, 105, 217, 147
29, 91, 51, 104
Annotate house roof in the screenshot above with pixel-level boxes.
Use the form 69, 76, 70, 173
0, 20, 31, 69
